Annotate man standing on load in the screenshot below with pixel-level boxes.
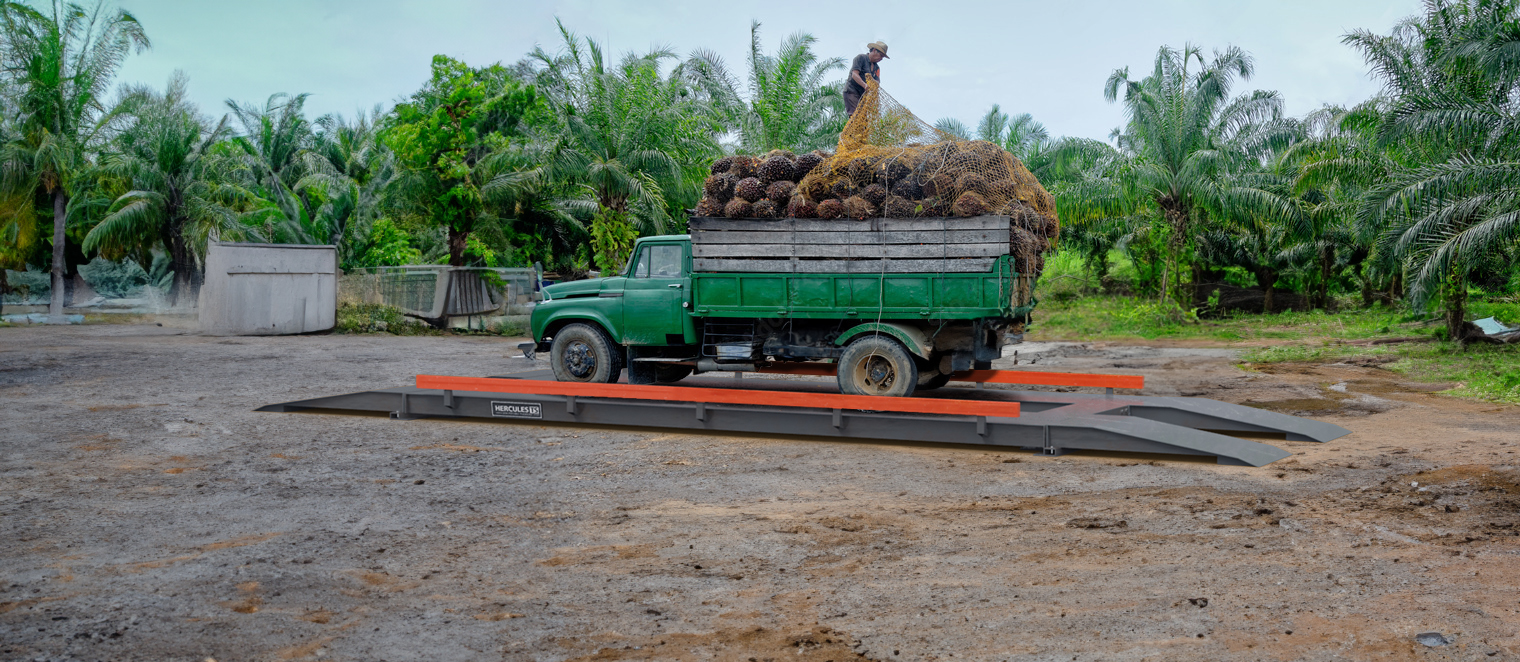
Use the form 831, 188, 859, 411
844, 41, 888, 116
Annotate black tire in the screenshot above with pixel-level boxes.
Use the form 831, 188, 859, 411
628, 363, 692, 384
549, 323, 623, 383
837, 336, 918, 397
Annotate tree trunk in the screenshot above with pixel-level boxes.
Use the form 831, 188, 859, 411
1443, 267, 1466, 341
1258, 270, 1278, 314
1315, 245, 1334, 310
47, 190, 67, 321
448, 226, 468, 267
1160, 202, 1189, 308
0, 267, 8, 318
168, 217, 198, 308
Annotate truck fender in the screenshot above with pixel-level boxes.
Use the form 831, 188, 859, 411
539, 311, 622, 347
834, 323, 933, 362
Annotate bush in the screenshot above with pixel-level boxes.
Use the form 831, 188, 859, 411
335, 303, 435, 335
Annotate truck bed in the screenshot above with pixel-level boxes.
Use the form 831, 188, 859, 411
690, 256, 1033, 321
688, 215, 1012, 274
687, 215, 1033, 320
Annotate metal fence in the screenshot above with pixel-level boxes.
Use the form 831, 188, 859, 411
339, 266, 539, 319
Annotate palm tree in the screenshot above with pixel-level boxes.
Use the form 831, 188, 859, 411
523, 21, 719, 236
973, 105, 1050, 162
81, 73, 246, 306
0, 0, 148, 320
1337, 0, 1520, 337
1061, 44, 1294, 306
297, 107, 395, 263
684, 21, 845, 153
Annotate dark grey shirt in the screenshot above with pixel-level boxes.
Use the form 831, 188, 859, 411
844, 53, 880, 95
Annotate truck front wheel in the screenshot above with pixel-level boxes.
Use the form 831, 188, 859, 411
549, 323, 623, 384
838, 336, 918, 397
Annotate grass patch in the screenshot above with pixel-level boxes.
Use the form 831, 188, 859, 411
1034, 294, 1520, 405
1031, 295, 1426, 344
335, 303, 438, 335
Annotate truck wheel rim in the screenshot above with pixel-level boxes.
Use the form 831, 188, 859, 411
852, 354, 896, 394
564, 340, 596, 378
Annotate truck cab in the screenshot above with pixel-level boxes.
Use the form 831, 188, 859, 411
530, 235, 1029, 397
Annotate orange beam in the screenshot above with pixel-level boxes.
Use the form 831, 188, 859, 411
751, 363, 1144, 390
415, 375, 1020, 418
951, 370, 1144, 390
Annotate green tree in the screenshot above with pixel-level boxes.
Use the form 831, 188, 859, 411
684, 21, 845, 153
1062, 44, 1294, 306
524, 21, 719, 234
0, 0, 148, 319
385, 54, 549, 266
81, 73, 244, 306
1337, 0, 1520, 337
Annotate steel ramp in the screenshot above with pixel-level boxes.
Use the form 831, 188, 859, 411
257, 372, 1348, 467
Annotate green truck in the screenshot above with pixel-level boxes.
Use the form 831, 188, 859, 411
527, 216, 1036, 397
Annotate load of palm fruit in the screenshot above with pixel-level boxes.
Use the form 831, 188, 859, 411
691, 81, 1059, 277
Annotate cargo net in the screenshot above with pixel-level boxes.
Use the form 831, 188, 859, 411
694, 81, 1058, 279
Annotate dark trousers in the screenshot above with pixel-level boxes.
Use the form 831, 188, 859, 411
844, 90, 862, 116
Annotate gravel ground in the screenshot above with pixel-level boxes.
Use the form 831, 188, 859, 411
3, 324, 1519, 661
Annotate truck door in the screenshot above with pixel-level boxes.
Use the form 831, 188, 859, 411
621, 242, 688, 346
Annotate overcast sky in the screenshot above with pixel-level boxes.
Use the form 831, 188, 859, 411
115, 0, 1421, 142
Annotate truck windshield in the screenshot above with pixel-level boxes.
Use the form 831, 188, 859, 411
630, 244, 682, 278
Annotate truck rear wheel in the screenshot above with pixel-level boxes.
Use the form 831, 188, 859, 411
550, 323, 623, 384
838, 336, 918, 397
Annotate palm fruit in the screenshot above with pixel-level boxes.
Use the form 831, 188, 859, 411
879, 157, 913, 185
1009, 226, 1039, 260
787, 196, 817, 218
987, 178, 1016, 203
816, 198, 845, 220
695, 197, 725, 217
847, 157, 876, 185
883, 195, 916, 219
890, 179, 923, 200
860, 183, 887, 207
952, 191, 990, 217
734, 177, 765, 202
766, 180, 796, 203
757, 155, 796, 185
842, 195, 874, 220
955, 172, 990, 197
703, 173, 735, 202
728, 155, 758, 179
709, 156, 735, 176
803, 177, 832, 201
829, 179, 857, 200
794, 152, 824, 179
1001, 202, 1041, 233
752, 199, 778, 218
923, 172, 954, 198
724, 198, 754, 219
920, 196, 950, 217
763, 149, 797, 162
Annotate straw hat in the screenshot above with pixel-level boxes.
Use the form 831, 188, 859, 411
867, 41, 890, 58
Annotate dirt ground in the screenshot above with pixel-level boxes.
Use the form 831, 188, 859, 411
3, 324, 1520, 661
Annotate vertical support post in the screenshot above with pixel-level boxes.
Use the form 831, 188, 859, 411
976, 416, 987, 437
444, 389, 455, 409
566, 395, 577, 416
733, 371, 743, 381
695, 402, 706, 422
1106, 387, 1114, 399
832, 408, 842, 429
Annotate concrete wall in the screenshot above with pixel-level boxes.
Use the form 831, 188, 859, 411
199, 242, 337, 336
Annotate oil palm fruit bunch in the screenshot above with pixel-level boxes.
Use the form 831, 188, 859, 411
766, 180, 796, 203
843, 196, 874, 220
734, 177, 765, 203
816, 198, 844, 219
724, 198, 753, 219
787, 196, 817, 218
752, 199, 779, 219
757, 155, 796, 185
